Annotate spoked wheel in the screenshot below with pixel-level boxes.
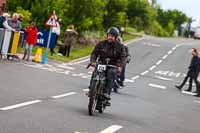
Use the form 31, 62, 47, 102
97, 97, 104, 114
88, 84, 98, 116
88, 96, 97, 116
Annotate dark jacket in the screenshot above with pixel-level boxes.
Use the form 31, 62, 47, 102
64, 29, 77, 46
90, 40, 126, 67
188, 55, 199, 74
124, 45, 131, 63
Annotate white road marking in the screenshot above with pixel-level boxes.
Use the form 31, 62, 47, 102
0, 100, 41, 111
162, 55, 168, 60
44, 64, 53, 67
149, 65, 156, 71
83, 89, 89, 92
72, 74, 79, 76
168, 72, 181, 77
182, 91, 197, 96
81, 75, 91, 79
144, 43, 160, 47
149, 83, 166, 90
155, 70, 169, 76
168, 50, 172, 54
51, 92, 76, 99
99, 125, 123, 133
141, 71, 149, 76
70, 58, 90, 65
155, 76, 172, 81
156, 60, 162, 65
24, 64, 43, 68
74, 131, 88, 133
172, 47, 176, 51
124, 79, 134, 83
56, 65, 75, 70
131, 76, 140, 80
64, 71, 71, 75
40, 67, 49, 70
194, 101, 200, 104
125, 37, 144, 45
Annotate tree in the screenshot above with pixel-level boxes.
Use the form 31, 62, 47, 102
103, 0, 128, 29
127, 0, 156, 32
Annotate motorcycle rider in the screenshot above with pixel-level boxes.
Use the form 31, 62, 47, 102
88, 27, 126, 104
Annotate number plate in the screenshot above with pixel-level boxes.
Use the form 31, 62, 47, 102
97, 64, 106, 72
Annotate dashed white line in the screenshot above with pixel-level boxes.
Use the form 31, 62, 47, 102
141, 71, 149, 76
131, 75, 140, 80
74, 131, 88, 133
0, 100, 42, 111
99, 125, 123, 133
51, 92, 76, 99
155, 76, 172, 81
81, 75, 91, 79
194, 101, 200, 104
182, 91, 197, 96
149, 83, 166, 90
56, 65, 75, 70
168, 50, 172, 54
44, 64, 53, 67
83, 89, 89, 92
172, 47, 176, 51
149, 65, 156, 71
124, 79, 134, 83
70, 58, 90, 65
162, 55, 168, 60
156, 60, 162, 65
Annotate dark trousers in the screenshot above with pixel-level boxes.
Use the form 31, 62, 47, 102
50, 35, 58, 56
64, 45, 71, 57
119, 65, 126, 83
179, 71, 200, 92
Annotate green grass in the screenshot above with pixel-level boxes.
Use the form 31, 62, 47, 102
123, 33, 139, 41
47, 45, 94, 62
18, 45, 95, 62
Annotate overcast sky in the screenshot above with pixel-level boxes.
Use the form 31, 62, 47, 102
157, 0, 200, 27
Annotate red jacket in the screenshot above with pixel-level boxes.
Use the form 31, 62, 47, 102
25, 26, 38, 45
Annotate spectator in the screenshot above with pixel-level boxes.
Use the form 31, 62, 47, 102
63, 24, 78, 57
1, 13, 15, 31
7, 13, 21, 31
22, 21, 38, 61
51, 17, 61, 56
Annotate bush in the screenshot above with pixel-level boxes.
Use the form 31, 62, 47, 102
147, 20, 169, 37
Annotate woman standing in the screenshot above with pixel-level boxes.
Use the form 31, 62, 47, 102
22, 22, 38, 61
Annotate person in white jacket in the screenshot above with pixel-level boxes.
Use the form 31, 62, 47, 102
51, 17, 61, 56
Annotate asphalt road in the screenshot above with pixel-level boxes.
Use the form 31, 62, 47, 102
0, 37, 200, 133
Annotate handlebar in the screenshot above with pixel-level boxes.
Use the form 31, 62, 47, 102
86, 63, 117, 69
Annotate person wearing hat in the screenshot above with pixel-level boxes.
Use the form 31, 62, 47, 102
88, 27, 126, 105
1, 13, 15, 31
7, 13, 21, 31
63, 24, 78, 57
